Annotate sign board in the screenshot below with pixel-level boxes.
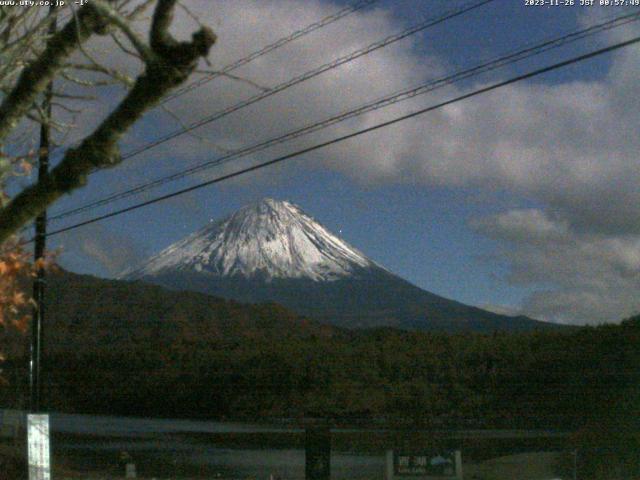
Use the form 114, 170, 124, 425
386, 450, 462, 480
27, 414, 51, 480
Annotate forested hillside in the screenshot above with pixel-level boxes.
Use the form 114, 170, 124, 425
0, 271, 637, 430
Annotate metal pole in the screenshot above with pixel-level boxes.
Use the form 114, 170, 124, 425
305, 425, 331, 480
30, 4, 56, 414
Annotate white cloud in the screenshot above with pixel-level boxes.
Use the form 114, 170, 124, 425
57, 224, 148, 276
473, 209, 640, 324
479, 303, 523, 317
127, 0, 443, 175
46, 2, 640, 324
134, 2, 640, 234
471, 209, 570, 245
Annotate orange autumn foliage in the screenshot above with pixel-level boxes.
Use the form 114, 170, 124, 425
0, 238, 54, 339
0, 239, 32, 335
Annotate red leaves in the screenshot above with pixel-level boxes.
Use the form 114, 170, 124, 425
0, 241, 30, 328
0, 238, 36, 382
16, 157, 33, 176
11, 314, 30, 334
0, 237, 54, 353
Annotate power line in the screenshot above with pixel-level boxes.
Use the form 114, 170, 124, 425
12, 0, 489, 236
26, 0, 486, 197
161, 0, 379, 105
36, 0, 492, 225
119, 0, 495, 161
34, 34, 640, 241
37, 0, 377, 157
11, 0, 379, 230
48, 10, 640, 222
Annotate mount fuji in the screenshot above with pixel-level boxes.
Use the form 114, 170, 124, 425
121, 199, 559, 332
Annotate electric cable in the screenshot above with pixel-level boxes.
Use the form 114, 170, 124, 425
118, 0, 495, 161
161, 0, 379, 105
47, 10, 640, 223
32, 34, 640, 241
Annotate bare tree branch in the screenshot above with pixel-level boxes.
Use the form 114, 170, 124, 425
64, 63, 135, 87
90, 0, 155, 63
110, 30, 143, 60
125, 0, 156, 21
0, 0, 216, 244
0, 5, 111, 143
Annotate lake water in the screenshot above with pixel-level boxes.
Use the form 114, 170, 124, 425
0, 411, 566, 479
49, 412, 385, 479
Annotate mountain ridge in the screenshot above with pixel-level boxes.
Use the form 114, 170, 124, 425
121, 198, 374, 282
123, 198, 565, 333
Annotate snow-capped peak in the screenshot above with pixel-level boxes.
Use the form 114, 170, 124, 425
121, 198, 373, 282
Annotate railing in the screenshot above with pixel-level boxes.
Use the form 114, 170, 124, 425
1, 410, 638, 479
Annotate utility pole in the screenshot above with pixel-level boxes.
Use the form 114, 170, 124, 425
27, 6, 56, 480
30, 2, 57, 415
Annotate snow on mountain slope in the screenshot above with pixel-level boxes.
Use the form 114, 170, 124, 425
119, 198, 563, 332
121, 199, 373, 282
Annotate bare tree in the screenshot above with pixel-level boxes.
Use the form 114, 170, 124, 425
0, 0, 215, 368
0, 0, 216, 244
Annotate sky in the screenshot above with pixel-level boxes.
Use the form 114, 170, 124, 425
16, 0, 640, 325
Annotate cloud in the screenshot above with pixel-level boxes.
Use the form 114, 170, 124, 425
479, 303, 523, 317
472, 209, 571, 245
472, 209, 640, 324
127, 2, 640, 235
126, 0, 443, 174
44, 2, 640, 324
56, 224, 147, 277
456, 19, 640, 324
